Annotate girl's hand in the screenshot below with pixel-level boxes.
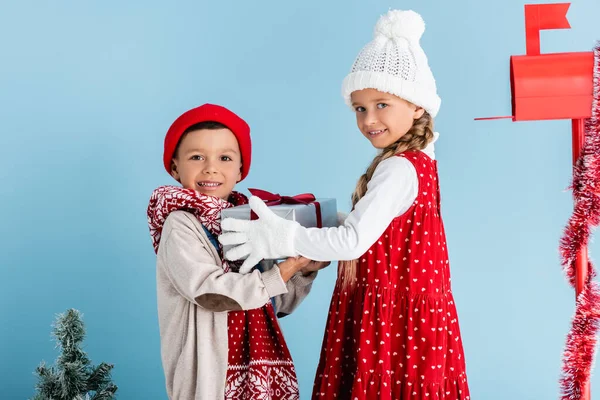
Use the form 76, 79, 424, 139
220, 196, 300, 273
301, 260, 331, 276
337, 211, 348, 226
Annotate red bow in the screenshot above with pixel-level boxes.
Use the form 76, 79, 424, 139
248, 188, 322, 227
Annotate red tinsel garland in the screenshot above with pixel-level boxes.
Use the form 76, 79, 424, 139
559, 42, 600, 400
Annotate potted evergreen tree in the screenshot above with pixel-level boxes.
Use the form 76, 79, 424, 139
31, 309, 117, 400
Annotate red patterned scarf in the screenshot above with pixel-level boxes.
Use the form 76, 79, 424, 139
147, 185, 248, 254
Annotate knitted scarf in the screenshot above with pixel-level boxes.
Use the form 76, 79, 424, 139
147, 185, 248, 270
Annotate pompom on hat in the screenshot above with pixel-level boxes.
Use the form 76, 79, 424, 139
342, 10, 441, 117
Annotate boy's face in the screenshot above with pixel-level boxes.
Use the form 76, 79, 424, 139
351, 88, 425, 149
170, 128, 242, 200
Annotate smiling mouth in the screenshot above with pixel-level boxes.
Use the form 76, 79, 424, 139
197, 181, 222, 188
368, 129, 387, 136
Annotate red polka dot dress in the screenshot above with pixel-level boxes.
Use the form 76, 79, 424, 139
312, 151, 470, 400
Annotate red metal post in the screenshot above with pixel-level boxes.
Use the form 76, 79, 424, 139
572, 117, 590, 400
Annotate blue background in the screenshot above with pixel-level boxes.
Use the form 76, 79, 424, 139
1, 0, 600, 398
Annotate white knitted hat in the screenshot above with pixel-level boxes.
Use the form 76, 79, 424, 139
342, 10, 441, 117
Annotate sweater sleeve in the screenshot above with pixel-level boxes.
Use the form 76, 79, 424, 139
294, 156, 419, 261
158, 211, 289, 312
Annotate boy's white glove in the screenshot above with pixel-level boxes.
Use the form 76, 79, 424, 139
219, 196, 301, 273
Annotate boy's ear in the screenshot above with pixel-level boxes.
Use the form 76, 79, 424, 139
413, 106, 425, 120
236, 166, 242, 183
170, 160, 181, 182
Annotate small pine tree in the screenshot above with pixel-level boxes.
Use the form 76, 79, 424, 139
31, 309, 118, 400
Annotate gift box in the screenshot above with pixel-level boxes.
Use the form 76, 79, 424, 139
221, 189, 338, 259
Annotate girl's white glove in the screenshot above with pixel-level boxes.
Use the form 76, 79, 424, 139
337, 211, 348, 226
219, 196, 300, 273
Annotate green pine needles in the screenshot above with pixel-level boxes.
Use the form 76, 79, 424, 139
31, 309, 117, 400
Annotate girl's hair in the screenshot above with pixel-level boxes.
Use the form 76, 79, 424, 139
339, 111, 434, 289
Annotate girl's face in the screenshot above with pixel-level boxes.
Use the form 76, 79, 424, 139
170, 128, 242, 200
351, 88, 424, 149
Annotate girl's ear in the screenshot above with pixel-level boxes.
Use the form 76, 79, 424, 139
413, 106, 425, 120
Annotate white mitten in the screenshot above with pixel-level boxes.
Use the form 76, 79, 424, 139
337, 211, 348, 226
219, 196, 301, 273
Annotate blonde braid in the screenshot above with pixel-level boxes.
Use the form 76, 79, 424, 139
339, 111, 434, 288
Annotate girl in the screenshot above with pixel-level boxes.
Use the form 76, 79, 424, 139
147, 103, 328, 399
220, 10, 470, 400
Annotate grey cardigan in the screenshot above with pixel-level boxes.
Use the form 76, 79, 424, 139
156, 211, 316, 399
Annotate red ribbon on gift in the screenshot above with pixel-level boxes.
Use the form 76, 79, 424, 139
248, 188, 323, 228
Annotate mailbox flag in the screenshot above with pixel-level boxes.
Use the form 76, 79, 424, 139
526, 3, 571, 55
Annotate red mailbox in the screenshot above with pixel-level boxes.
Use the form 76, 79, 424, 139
478, 3, 594, 122
510, 51, 593, 121
476, 4, 598, 400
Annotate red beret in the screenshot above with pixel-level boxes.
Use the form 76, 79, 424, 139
163, 104, 251, 180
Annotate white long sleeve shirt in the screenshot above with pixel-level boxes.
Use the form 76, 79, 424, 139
295, 133, 439, 261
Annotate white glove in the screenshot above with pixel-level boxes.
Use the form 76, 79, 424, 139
219, 196, 301, 273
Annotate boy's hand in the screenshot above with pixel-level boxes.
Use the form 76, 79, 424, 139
300, 260, 330, 276
277, 256, 311, 283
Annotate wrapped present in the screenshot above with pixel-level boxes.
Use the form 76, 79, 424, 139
221, 188, 338, 259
